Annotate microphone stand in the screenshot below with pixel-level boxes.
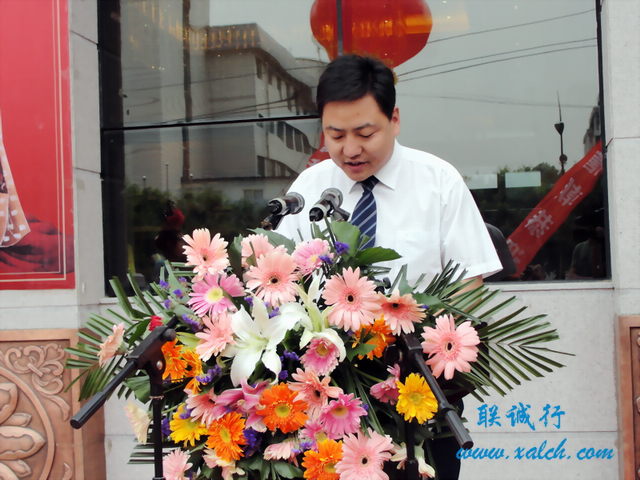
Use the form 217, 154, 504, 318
71, 316, 179, 480
395, 332, 473, 479
261, 213, 284, 230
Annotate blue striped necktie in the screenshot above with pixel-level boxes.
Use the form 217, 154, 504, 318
350, 176, 379, 249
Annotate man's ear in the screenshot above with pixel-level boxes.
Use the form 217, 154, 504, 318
392, 106, 401, 136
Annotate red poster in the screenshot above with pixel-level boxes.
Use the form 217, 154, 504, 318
0, 0, 74, 289
506, 141, 603, 276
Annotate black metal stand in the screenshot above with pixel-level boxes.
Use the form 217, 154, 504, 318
396, 332, 473, 480
261, 213, 285, 231
70, 316, 179, 480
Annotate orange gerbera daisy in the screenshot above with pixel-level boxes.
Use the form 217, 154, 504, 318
182, 348, 204, 393
162, 340, 188, 381
205, 412, 247, 463
257, 383, 309, 434
302, 438, 343, 480
352, 317, 395, 360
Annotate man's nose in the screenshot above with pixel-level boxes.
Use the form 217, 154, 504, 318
343, 136, 362, 158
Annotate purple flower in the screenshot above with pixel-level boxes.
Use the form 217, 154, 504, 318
164, 299, 172, 309
318, 254, 334, 265
182, 314, 202, 332
268, 307, 280, 318
335, 242, 350, 255
243, 428, 262, 456
299, 440, 314, 452
283, 350, 300, 361
173, 289, 183, 298
179, 407, 193, 420
279, 369, 289, 380
244, 296, 254, 307
178, 277, 187, 283
159, 280, 169, 289
161, 417, 171, 436
196, 368, 220, 384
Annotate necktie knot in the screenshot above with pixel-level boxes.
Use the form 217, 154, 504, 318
360, 176, 379, 193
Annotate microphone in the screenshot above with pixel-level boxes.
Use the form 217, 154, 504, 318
267, 192, 305, 216
309, 188, 343, 222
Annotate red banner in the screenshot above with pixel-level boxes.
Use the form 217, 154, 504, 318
506, 141, 603, 275
0, 0, 74, 289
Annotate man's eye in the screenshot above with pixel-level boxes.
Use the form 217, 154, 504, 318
331, 136, 343, 140
361, 133, 374, 138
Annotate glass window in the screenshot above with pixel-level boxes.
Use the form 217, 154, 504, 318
99, 0, 605, 293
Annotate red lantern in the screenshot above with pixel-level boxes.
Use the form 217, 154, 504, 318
310, 0, 432, 68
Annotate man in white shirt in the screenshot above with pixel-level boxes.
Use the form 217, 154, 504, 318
277, 55, 502, 290
276, 55, 502, 479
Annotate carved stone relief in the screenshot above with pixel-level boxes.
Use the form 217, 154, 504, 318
0, 330, 105, 480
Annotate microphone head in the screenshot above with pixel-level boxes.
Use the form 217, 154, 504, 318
287, 192, 305, 214
321, 188, 343, 207
309, 205, 329, 222
267, 192, 305, 215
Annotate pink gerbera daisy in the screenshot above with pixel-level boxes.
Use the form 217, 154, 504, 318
421, 314, 481, 380
300, 418, 336, 445
188, 273, 244, 317
370, 364, 401, 405
336, 428, 394, 480
241, 233, 284, 267
292, 239, 334, 276
163, 449, 192, 480
322, 267, 382, 332
183, 228, 229, 279
185, 388, 219, 426
244, 250, 299, 307
320, 393, 367, 437
289, 368, 343, 416
379, 289, 426, 335
264, 437, 300, 466
195, 311, 236, 361
300, 337, 341, 376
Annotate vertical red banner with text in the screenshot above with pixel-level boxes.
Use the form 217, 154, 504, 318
0, 0, 74, 289
506, 141, 603, 276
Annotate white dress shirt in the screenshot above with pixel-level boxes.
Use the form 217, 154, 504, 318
277, 141, 502, 287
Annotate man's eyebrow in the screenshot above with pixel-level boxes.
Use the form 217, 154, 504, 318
324, 123, 375, 132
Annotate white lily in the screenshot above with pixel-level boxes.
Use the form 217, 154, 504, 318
297, 275, 346, 362
223, 297, 308, 386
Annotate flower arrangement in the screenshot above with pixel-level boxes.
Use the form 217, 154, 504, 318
66, 220, 566, 480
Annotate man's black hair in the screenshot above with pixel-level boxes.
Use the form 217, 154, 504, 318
316, 55, 396, 120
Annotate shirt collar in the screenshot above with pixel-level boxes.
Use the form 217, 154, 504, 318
346, 140, 402, 193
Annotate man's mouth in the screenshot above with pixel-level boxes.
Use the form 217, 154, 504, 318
345, 161, 365, 166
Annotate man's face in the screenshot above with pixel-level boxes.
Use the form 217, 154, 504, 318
322, 94, 400, 182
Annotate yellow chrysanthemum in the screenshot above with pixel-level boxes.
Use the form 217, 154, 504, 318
302, 438, 342, 480
170, 404, 208, 447
395, 373, 438, 424
162, 340, 188, 381
205, 412, 246, 463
